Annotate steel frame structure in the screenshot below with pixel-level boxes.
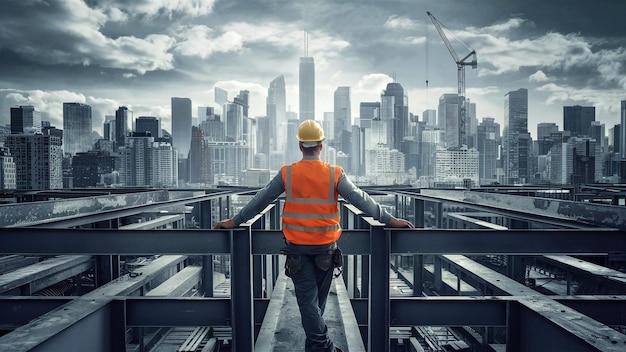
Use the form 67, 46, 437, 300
0, 189, 624, 351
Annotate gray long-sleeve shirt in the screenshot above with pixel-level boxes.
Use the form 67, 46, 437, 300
232, 158, 393, 226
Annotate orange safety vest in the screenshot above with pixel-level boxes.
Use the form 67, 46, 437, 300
281, 160, 342, 245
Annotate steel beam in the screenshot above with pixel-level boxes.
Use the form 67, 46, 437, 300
540, 255, 626, 292
516, 297, 626, 351
368, 224, 389, 351
391, 228, 625, 255
554, 295, 626, 326
390, 297, 507, 326
0, 297, 113, 352
0, 297, 71, 329
145, 265, 201, 297
231, 227, 254, 351
0, 228, 230, 255
125, 297, 231, 326
119, 214, 185, 230
0, 255, 92, 294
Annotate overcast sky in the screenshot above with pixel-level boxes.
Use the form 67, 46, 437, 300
1, 0, 625, 139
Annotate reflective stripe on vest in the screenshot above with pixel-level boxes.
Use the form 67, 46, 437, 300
282, 223, 341, 232
281, 161, 341, 245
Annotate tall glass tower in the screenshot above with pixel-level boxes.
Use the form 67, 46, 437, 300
477, 117, 500, 184
299, 57, 315, 122
63, 102, 92, 156
382, 82, 408, 150
171, 97, 192, 158
616, 100, 626, 160
10, 105, 40, 134
503, 88, 529, 184
333, 87, 352, 154
563, 105, 595, 138
115, 106, 130, 150
267, 75, 286, 152
438, 94, 459, 149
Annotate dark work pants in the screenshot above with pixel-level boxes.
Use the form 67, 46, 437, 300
289, 253, 336, 352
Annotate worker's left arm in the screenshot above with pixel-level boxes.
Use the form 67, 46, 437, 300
336, 169, 414, 228
214, 172, 284, 229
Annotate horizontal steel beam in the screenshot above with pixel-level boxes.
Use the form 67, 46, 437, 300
28, 191, 241, 228
517, 297, 626, 351
0, 297, 71, 329
125, 297, 231, 327
390, 297, 507, 326
2, 228, 624, 256
0, 255, 92, 293
0, 228, 231, 255
0, 297, 113, 352
539, 255, 626, 291
391, 228, 625, 255
554, 295, 626, 326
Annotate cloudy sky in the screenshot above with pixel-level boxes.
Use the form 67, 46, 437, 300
1, 0, 625, 138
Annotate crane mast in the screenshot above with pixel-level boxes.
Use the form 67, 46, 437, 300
426, 11, 477, 148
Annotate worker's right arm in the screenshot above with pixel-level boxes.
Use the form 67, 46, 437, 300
214, 172, 285, 229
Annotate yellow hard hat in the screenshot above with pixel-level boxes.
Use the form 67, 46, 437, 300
297, 120, 325, 147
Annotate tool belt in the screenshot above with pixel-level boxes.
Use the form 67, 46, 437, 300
281, 242, 342, 277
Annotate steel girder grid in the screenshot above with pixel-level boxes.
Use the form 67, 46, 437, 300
0, 193, 625, 351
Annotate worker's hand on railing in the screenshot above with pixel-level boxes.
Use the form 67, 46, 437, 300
213, 219, 237, 229
387, 216, 414, 228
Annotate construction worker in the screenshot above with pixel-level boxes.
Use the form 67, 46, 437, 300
214, 119, 414, 352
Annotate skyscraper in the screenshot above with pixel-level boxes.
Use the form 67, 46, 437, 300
333, 86, 351, 143
103, 115, 116, 142
215, 87, 228, 115
233, 90, 251, 148
199, 108, 224, 142
234, 90, 250, 118
267, 75, 286, 153
299, 57, 315, 121
135, 116, 161, 139
0, 146, 16, 190
435, 147, 479, 187
537, 122, 559, 155
207, 141, 250, 185
124, 133, 155, 187
423, 109, 436, 126
171, 97, 192, 158
153, 143, 178, 188
467, 101, 477, 149
10, 105, 41, 134
477, 117, 500, 184
224, 103, 244, 142
5, 134, 63, 190
621, 100, 626, 159
420, 128, 444, 178
63, 102, 92, 156
188, 126, 210, 184
382, 82, 409, 150
503, 88, 529, 184
254, 116, 270, 168
590, 121, 605, 151
563, 105, 595, 138
438, 94, 460, 149
72, 150, 115, 188
115, 106, 130, 150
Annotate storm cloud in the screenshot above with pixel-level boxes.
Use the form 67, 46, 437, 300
0, 0, 624, 135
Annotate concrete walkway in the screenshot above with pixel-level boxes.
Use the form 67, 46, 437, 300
255, 273, 365, 352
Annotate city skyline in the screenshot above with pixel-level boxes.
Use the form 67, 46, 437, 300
0, 0, 625, 139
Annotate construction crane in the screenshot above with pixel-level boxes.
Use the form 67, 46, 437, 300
426, 11, 477, 148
